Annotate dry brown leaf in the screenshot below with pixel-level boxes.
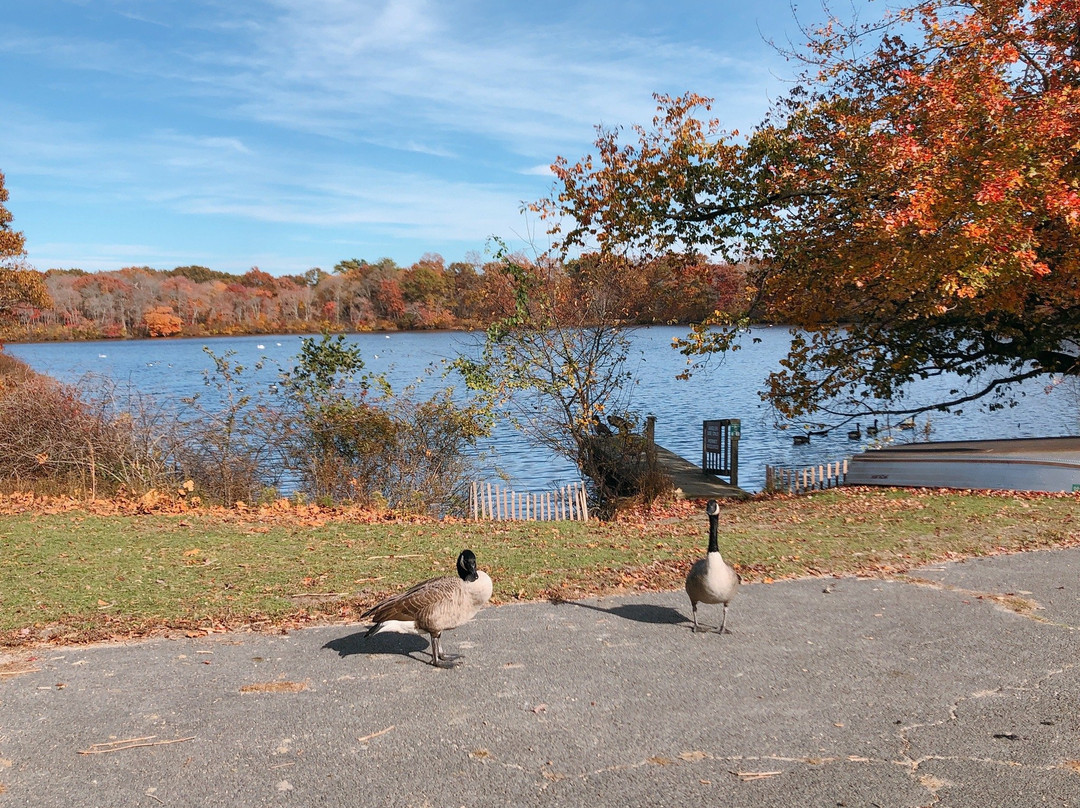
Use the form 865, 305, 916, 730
239, 681, 308, 694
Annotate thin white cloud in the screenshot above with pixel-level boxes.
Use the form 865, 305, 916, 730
521, 164, 554, 177
176, 0, 782, 155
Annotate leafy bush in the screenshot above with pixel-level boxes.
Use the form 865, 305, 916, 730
171, 348, 286, 505
278, 332, 490, 515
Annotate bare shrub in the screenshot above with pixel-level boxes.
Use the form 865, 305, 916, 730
0, 368, 177, 497
0, 352, 35, 384
456, 246, 664, 518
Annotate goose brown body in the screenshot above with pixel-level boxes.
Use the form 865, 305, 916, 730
362, 549, 492, 667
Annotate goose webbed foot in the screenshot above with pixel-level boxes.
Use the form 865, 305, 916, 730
428, 635, 463, 668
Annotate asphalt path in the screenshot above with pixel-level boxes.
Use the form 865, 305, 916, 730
2, 548, 1079, 807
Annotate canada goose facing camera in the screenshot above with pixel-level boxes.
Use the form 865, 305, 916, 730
362, 549, 492, 668
685, 500, 740, 634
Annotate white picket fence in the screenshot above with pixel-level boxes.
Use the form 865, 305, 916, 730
470, 480, 590, 522
765, 458, 849, 495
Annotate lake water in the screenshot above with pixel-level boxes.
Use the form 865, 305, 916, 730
7, 326, 1078, 493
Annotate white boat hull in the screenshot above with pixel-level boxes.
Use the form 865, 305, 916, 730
846, 437, 1080, 493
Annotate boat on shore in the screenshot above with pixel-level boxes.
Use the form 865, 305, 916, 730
846, 436, 1080, 493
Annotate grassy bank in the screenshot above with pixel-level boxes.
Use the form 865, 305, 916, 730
1, 487, 1078, 648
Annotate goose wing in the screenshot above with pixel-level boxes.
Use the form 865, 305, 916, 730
362, 574, 459, 625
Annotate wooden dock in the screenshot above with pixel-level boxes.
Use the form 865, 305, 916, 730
654, 445, 748, 499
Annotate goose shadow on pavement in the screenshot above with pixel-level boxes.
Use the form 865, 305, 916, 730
562, 599, 690, 627
323, 630, 430, 660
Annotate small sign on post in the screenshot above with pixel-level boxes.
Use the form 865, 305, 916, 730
702, 418, 740, 487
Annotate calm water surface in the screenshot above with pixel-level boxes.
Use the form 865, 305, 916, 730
8, 327, 1077, 493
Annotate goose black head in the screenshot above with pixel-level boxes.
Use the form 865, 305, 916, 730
456, 549, 479, 582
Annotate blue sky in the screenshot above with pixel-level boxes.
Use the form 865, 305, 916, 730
1, 0, 834, 276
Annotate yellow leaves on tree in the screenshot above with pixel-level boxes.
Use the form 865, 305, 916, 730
0, 170, 26, 261
0, 169, 53, 321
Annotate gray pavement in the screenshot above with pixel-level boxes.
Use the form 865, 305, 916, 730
2, 548, 1079, 807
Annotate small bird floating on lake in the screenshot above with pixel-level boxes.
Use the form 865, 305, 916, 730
362, 549, 492, 668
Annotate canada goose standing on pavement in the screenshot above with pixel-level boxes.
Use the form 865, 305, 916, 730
362, 549, 493, 667
685, 500, 740, 634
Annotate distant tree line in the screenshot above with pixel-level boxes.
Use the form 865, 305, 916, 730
0, 252, 748, 341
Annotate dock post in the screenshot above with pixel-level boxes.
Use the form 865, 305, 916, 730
730, 420, 740, 489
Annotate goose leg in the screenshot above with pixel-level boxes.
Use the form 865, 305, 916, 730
717, 603, 729, 635
430, 633, 461, 668
690, 602, 700, 633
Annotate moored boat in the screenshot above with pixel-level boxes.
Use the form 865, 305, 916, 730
846, 436, 1080, 493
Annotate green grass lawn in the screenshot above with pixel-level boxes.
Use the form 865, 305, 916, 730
1, 488, 1077, 646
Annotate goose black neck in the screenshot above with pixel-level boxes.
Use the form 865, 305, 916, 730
707, 514, 720, 554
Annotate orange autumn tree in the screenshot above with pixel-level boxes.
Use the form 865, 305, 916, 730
143, 305, 182, 337
0, 170, 52, 323
539, 0, 1080, 422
